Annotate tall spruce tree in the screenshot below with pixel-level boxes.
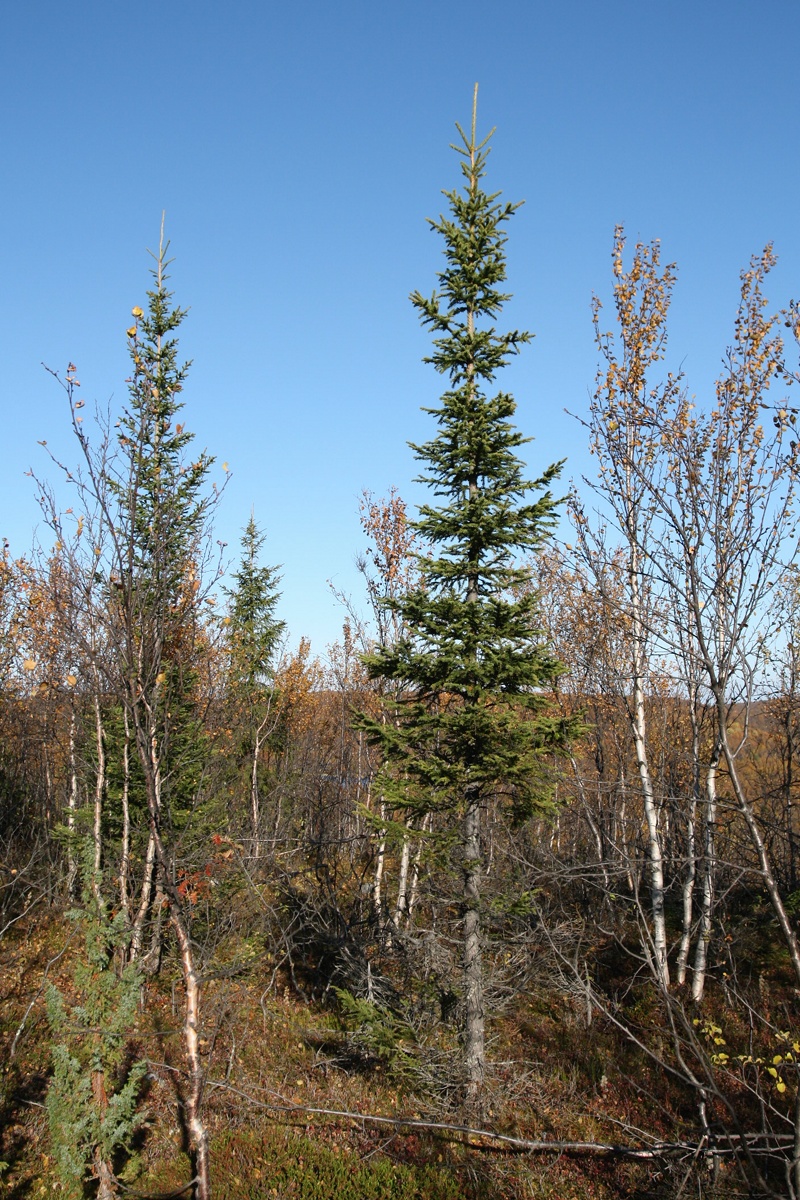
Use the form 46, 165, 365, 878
39, 224, 219, 1197
364, 87, 573, 1110
112, 226, 216, 1197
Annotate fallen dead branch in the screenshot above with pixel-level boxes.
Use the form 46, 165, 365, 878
198, 1074, 795, 1162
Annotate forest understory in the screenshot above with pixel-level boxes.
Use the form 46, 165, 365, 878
3, 839, 799, 1200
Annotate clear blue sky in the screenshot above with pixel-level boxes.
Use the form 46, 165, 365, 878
2, 1, 799, 656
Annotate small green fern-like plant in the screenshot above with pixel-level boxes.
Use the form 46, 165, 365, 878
46, 880, 147, 1198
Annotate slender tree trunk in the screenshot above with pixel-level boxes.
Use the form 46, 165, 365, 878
406, 814, 428, 925
676, 699, 700, 987
271, 787, 283, 846
675, 791, 696, 988
66, 711, 79, 900
631, 681, 669, 986
249, 698, 274, 862
784, 689, 797, 892
463, 789, 484, 1111
94, 1152, 116, 1200
141, 884, 166, 975
616, 768, 635, 893
549, 811, 561, 853
393, 816, 412, 927
169, 899, 211, 1200
250, 727, 262, 861
373, 798, 386, 921
138, 713, 211, 1200
629, 556, 670, 988
92, 692, 106, 909
691, 741, 720, 1002
91, 1065, 115, 1200
566, 744, 602, 877
44, 746, 53, 828
130, 831, 156, 962
119, 708, 132, 926
370, 712, 388, 924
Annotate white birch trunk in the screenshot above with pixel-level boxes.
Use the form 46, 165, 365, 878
66, 711, 79, 900
393, 814, 416, 928
406, 815, 428, 926
92, 692, 106, 910
676, 699, 700, 987
630, 625, 669, 987
463, 791, 484, 1111
717, 712, 800, 988
373, 798, 386, 921
119, 708, 132, 927
691, 741, 720, 1001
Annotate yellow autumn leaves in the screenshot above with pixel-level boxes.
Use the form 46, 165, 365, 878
127, 305, 144, 339
21, 659, 78, 688
694, 1019, 799, 1096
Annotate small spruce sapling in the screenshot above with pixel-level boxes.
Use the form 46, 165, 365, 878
46, 861, 146, 1199
225, 514, 285, 855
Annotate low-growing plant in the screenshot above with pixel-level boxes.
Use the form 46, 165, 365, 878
142, 1124, 473, 1200
334, 987, 419, 1079
46, 873, 147, 1199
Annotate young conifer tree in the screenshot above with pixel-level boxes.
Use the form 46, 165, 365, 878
112, 225, 217, 1198
364, 87, 574, 1111
225, 514, 285, 855
46, 859, 146, 1200
227, 515, 285, 692
39, 223, 218, 1197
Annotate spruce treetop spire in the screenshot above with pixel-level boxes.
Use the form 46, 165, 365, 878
451, 82, 492, 167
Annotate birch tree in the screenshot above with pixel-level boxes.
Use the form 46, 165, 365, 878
572, 229, 681, 988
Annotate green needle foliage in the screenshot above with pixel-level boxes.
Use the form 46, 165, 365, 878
364, 88, 572, 823
362, 86, 576, 1106
115, 228, 218, 839
46, 868, 147, 1197
227, 514, 285, 692
116, 237, 214, 612
224, 515, 285, 852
